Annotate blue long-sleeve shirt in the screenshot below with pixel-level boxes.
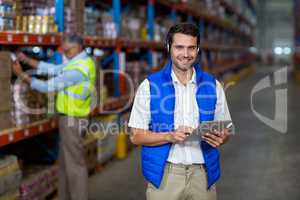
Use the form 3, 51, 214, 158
30, 51, 89, 93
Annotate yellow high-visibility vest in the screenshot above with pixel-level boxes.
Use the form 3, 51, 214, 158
56, 57, 96, 117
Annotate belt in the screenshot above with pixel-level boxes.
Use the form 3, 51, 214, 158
166, 162, 205, 170
58, 113, 87, 119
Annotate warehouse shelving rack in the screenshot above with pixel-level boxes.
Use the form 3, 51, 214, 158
156, 0, 253, 42
0, 32, 61, 46
0, 0, 256, 148
219, 0, 254, 28
294, 0, 300, 81
0, 97, 130, 147
0, 32, 252, 50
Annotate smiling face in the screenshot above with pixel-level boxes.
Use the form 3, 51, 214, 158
170, 33, 198, 72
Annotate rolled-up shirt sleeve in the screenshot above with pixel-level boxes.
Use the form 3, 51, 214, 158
36, 61, 65, 76
30, 69, 86, 93
128, 79, 151, 130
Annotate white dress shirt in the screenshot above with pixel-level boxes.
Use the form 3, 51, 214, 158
128, 68, 231, 165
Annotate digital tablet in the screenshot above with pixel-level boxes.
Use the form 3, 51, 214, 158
185, 120, 234, 141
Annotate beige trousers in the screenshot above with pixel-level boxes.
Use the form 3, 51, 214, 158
58, 116, 88, 200
146, 163, 217, 200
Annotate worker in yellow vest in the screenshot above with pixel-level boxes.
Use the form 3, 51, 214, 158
12, 34, 96, 200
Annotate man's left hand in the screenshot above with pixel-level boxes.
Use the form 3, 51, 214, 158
202, 129, 231, 148
12, 61, 31, 83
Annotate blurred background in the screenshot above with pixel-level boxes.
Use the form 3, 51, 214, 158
0, 0, 299, 200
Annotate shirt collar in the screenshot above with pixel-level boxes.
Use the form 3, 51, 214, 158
171, 67, 197, 84
69, 50, 88, 62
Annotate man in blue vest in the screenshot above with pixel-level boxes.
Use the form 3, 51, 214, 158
128, 23, 232, 200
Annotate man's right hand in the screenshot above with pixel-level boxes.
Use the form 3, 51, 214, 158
16, 52, 39, 68
165, 126, 193, 143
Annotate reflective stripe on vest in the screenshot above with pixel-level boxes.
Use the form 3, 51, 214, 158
68, 63, 90, 77
56, 57, 96, 117
62, 62, 92, 100
63, 82, 90, 100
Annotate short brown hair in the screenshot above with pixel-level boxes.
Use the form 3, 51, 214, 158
165, 23, 200, 51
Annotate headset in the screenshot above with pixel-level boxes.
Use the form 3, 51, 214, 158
165, 28, 200, 53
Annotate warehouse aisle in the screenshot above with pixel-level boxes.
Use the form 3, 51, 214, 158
218, 64, 300, 200
89, 64, 300, 200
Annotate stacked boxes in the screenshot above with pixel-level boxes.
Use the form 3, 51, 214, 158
10, 0, 58, 33
167, 0, 253, 44
64, 7, 75, 34
102, 12, 117, 38
12, 81, 48, 126
14, 0, 22, 16
120, 14, 142, 39
126, 61, 151, 90
83, 8, 117, 37
153, 18, 171, 42
0, 51, 49, 131
0, 190, 19, 200
0, 155, 22, 199
83, 5, 153, 39
102, 59, 154, 95
84, 7, 101, 36
120, 5, 146, 40
0, 52, 13, 130
89, 115, 118, 164
15, 15, 57, 33
186, 0, 225, 17
97, 132, 117, 164
19, 0, 54, 16
11, 82, 31, 126
64, 0, 84, 34
0, 0, 15, 31
19, 165, 58, 200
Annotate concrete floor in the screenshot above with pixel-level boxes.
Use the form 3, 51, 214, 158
89, 65, 300, 200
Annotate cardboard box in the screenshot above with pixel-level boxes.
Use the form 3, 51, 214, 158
0, 190, 19, 200
0, 112, 13, 130
0, 170, 22, 195
0, 155, 21, 195
97, 134, 116, 164
0, 51, 12, 78
20, 165, 58, 200
0, 79, 12, 112
66, 0, 84, 34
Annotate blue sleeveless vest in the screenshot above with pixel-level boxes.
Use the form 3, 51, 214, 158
141, 60, 220, 189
